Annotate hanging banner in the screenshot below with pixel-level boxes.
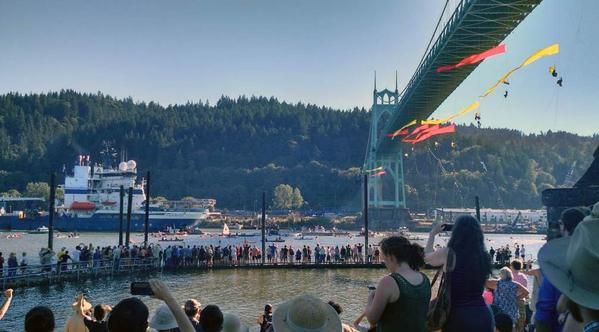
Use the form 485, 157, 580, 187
437, 44, 506, 73
421, 101, 480, 125
403, 124, 456, 144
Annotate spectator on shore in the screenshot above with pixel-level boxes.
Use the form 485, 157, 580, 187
20, 252, 28, 273
364, 236, 431, 331
199, 305, 224, 332
535, 207, 588, 332
539, 209, 599, 332
257, 304, 273, 332
7, 252, 18, 278
184, 299, 202, 332
108, 280, 194, 332
65, 294, 93, 332
425, 215, 494, 332
494, 312, 514, 332
272, 294, 341, 332
25, 306, 55, 332
107, 298, 148, 332
509, 259, 528, 331
149, 304, 180, 332
83, 304, 111, 332
0, 288, 13, 320
486, 267, 529, 328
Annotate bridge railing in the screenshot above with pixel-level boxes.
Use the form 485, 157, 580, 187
0, 258, 160, 288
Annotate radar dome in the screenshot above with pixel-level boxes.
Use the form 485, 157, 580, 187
118, 162, 128, 171
127, 160, 137, 170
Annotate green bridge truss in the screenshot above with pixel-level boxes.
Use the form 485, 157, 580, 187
364, 0, 544, 215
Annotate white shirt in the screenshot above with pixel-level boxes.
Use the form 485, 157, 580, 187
71, 249, 81, 262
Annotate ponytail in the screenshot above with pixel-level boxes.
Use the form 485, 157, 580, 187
379, 236, 426, 270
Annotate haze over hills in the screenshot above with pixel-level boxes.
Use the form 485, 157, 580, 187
0, 90, 596, 210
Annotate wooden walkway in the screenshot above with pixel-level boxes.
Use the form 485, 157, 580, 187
0, 258, 386, 289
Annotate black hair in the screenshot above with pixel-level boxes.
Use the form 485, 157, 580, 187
379, 236, 425, 270
447, 215, 492, 281
510, 260, 522, 271
327, 301, 342, 314
199, 305, 224, 332
107, 298, 148, 332
93, 304, 107, 321
494, 313, 513, 332
561, 207, 589, 235
25, 306, 55, 332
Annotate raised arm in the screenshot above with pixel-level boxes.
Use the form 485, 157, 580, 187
0, 289, 13, 320
425, 223, 443, 254
150, 280, 195, 332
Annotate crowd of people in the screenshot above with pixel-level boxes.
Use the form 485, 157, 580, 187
0, 241, 384, 280
489, 243, 527, 267
1, 202, 598, 331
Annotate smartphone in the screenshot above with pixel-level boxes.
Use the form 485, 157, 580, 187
367, 285, 376, 291
441, 224, 453, 232
130, 281, 154, 296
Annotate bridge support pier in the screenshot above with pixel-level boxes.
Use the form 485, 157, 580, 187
363, 74, 411, 230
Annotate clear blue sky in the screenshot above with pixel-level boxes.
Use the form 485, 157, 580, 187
1, 0, 597, 135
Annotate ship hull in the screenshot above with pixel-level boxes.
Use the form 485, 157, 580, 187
0, 214, 201, 232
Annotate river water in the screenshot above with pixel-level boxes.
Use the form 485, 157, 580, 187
0, 231, 545, 331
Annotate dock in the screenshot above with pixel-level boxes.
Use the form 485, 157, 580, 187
0, 258, 386, 289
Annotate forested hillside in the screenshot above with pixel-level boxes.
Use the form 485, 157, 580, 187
0, 90, 596, 210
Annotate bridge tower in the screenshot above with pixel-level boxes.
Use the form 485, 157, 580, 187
363, 72, 409, 229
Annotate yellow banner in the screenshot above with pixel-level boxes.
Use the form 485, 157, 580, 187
521, 44, 560, 67
390, 119, 417, 139
421, 101, 480, 125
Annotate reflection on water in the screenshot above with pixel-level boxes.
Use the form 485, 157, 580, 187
1, 268, 387, 330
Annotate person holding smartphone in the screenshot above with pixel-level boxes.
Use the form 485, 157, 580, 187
109, 280, 195, 332
425, 216, 494, 332
362, 236, 431, 332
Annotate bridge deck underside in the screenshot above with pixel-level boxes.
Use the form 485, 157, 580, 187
378, 0, 542, 154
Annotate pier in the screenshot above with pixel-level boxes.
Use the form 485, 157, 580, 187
0, 258, 387, 289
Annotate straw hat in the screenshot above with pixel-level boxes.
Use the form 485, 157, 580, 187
149, 304, 178, 331
272, 294, 342, 332
539, 218, 599, 310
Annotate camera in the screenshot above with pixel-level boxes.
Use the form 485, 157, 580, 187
130, 281, 154, 296
441, 224, 453, 232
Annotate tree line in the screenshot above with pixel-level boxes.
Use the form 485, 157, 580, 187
0, 90, 597, 211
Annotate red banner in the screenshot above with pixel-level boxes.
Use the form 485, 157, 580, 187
437, 44, 506, 73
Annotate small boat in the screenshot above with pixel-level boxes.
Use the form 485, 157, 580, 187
29, 226, 50, 234
71, 201, 96, 210
158, 237, 184, 242
4, 233, 22, 239
268, 237, 285, 243
296, 236, 314, 241
188, 227, 205, 235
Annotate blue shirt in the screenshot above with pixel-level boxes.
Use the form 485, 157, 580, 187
535, 275, 562, 332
